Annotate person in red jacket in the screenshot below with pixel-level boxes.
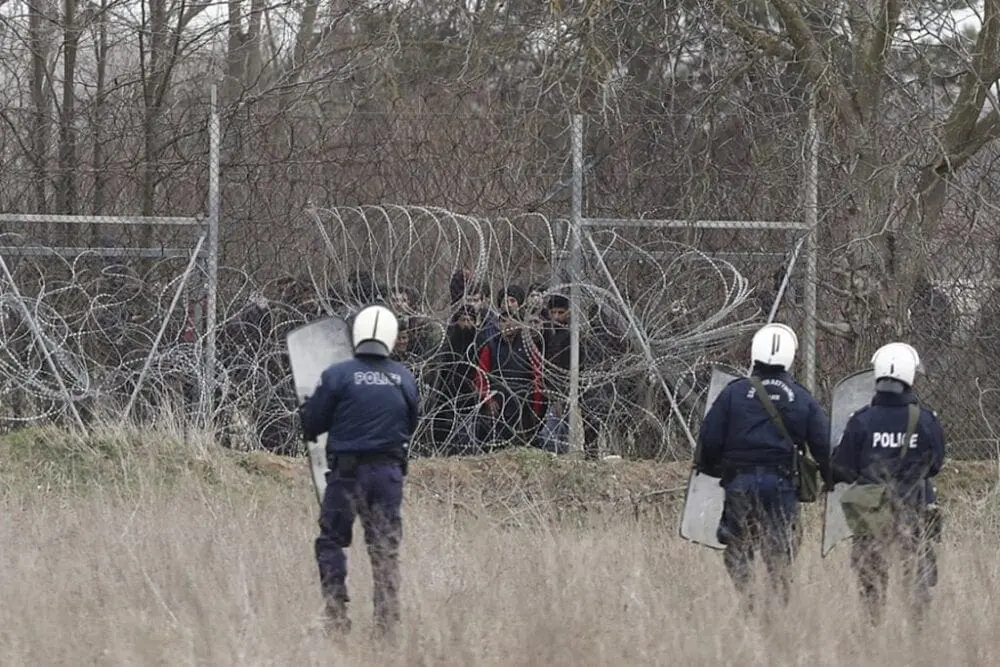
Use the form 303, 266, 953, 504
474, 306, 546, 447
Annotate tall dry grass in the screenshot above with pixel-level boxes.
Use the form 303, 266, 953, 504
0, 422, 997, 665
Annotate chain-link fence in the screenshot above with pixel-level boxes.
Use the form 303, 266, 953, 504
812, 224, 1000, 459
0, 85, 997, 459
807, 111, 1000, 460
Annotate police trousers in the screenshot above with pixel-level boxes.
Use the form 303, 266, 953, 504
717, 470, 799, 606
316, 457, 404, 631
850, 506, 938, 624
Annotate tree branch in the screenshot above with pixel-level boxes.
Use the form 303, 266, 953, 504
941, 108, 1000, 174
854, 0, 902, 124
816, 317, 853, 338
942, 0, 1000, 152
715, 0, 795, 61
820, 282, 854, 299
719, 0, 865, 144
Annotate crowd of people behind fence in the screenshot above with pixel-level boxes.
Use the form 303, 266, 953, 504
214, 267, 651, 460
332, 268, 618, 458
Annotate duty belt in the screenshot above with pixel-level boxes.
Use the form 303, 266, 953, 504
340, 449, 406, 466
725, 464, 794, 482
354, 451, 406, 465
331, 448, 408, 477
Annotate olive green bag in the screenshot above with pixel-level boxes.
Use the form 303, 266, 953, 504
839, 404, 919, 537
748, 376, 821, 503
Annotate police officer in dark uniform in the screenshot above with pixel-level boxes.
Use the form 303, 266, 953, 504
300, 304, 420, 638
697, 323, 831, 609
832, 342, 945, 625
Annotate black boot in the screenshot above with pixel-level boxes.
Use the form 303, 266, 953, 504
860, 587, 884, 627
322, 589, 351, 636
372, 613, 399, 646
371, 569, 401, 644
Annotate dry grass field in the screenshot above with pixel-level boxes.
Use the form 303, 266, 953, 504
1, 423, 999, 666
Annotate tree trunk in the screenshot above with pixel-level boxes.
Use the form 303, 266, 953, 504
291, 0, 319, 80
225, 0, 244, 101
28, 0, 50, 216
140, 0, 168, 245
56, 0, 80, 226
246, 0, 264, 89
91, 0, 109, 232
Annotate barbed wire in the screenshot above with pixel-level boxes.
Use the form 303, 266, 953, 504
1, 81, 999, 460
0, 206, 778, 460
4, 197, 995, 460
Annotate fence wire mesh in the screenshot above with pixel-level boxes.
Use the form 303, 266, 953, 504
0, 207, 800, 461
0, 101, 996, 461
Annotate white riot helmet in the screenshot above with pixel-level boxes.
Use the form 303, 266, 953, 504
750, 323, 798, 370
351, 304, 398, 358
871, 342, 923, 387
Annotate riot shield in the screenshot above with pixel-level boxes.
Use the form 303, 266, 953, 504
286, 316, 354, 505
821, 369, 875, 557
679, 367, 740, 549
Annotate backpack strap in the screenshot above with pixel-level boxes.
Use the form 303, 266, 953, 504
879, 403, 922, 509
899, 403, 919, 460
748, 376, 795, 446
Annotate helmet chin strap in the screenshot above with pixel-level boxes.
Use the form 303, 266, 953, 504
875, 378, 907, 394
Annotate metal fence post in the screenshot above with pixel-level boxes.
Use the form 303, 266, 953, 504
204, 85, 221, 428
803, 90, 820, 393
568, 115, 585, 454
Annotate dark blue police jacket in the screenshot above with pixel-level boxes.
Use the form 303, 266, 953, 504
698, 368, 831, 481
831, 390, 944, 503
300, 355, 421, 457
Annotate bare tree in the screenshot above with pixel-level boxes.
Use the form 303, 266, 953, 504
56, 0, 81, 219
28, 0, 52, 215
90, 0, 109, 227
715, 0, 1000, 362
136, 0, 211, 245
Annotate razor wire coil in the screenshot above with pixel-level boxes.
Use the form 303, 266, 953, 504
0, 207, 789, 459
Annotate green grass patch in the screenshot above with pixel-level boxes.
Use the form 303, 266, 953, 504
1, 425, 996, 523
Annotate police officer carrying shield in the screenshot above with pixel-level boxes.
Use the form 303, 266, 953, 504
697, 323, 831, 609
831, 342, 945, 625
299, 304, 420, 638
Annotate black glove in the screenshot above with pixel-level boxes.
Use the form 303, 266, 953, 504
297, 396, 316, 443
696, 463, 722, 478
399, 443, 410, 477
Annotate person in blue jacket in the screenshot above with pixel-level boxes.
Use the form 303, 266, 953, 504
299, 304, 420, 639
832, 342, 945, 625
697, 323, 830, 610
